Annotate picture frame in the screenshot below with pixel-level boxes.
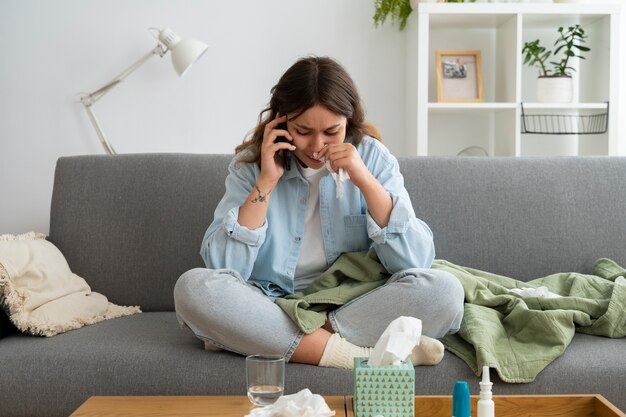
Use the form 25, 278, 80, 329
435, 50, 483, 103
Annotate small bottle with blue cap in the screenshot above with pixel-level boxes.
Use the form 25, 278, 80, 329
452, 381, 470, 417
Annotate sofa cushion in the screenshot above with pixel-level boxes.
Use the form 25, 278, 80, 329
0, 312, 624, 417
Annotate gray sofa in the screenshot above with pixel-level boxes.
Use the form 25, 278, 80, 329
1, 154, 625, 416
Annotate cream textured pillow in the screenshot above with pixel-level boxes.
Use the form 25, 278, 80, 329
0, 232, 140, 336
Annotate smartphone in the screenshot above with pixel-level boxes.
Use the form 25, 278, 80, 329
274, 122, 291, 170
274, 122, 289, 143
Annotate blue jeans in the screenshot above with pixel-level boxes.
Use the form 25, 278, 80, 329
173, 267, 464, 361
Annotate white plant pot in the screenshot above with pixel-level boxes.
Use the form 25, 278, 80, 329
536, 76, 573, 103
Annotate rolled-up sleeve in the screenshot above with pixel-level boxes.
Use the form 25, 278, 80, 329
222, 206, 267, 246
364, 146, 436, 273
200, 158, 267, 279
367, 192, 411, 244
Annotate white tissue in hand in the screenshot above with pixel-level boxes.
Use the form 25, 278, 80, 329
245, 388, 335, 417
325, 160, 349, 199
368, 316, 422, 367
313, 151, 349, 199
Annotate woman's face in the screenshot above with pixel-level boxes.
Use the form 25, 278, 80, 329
287, 103, 347, 169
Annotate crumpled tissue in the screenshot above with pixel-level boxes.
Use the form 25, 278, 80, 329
245, 388, 335, 417
367, 316, 422, 367
313, 150, 350, 199
508, 286, 561, 299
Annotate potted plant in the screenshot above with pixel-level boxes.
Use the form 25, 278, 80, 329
373, 0, 474, 31
373, 0, 413, 31
522, 24, 590, 103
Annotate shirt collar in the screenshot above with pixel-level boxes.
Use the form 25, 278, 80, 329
281, 153, 306, 181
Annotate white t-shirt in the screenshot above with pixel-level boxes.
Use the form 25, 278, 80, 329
294, 165, 328, 292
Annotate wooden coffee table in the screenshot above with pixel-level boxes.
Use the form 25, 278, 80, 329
70, 394, 624, 417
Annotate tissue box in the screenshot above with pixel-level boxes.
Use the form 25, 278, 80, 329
353, 357, 415, 417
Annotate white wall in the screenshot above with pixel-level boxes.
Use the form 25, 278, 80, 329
0, 0, 406, 235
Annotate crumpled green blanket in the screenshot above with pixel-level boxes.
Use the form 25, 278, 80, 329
433, 258, 626, 383
277, 251, 626, 384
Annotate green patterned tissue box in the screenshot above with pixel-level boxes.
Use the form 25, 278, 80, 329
353, 357, 415, 417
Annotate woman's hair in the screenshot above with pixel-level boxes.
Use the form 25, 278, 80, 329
235, 56, 380, 164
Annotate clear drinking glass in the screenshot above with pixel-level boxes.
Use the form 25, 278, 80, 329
245, 355, 285, 406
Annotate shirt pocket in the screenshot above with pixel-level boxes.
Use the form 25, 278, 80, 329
342, 215, 369, 252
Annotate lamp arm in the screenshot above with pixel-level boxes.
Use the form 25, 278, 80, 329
80, 43, 166, 154
84, 104, 116, 155
81, 44, 165, 106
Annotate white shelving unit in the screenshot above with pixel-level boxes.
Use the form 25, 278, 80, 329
405, 3, 622, 157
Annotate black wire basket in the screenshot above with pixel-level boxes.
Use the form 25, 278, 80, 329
520, 102, 609, 135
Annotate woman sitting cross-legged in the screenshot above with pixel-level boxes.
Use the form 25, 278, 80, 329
174, 56, 464, 368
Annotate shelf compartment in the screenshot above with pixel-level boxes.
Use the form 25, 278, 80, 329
428, 108, 516, 157
520, 103, 609, 135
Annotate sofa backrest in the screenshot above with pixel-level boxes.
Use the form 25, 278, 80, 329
49, 154, 229, 312
400, 156, 626, 281
49, 154, 626, 311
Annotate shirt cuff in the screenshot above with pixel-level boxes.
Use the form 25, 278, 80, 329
367, 193, 410, 244
223, 206, 267, 246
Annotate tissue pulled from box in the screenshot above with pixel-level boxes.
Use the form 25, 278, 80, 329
367, 316, 422, 367
245, 388, 335, 417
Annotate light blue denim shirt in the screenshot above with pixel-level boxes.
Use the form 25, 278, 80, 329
201, 136, 435, 297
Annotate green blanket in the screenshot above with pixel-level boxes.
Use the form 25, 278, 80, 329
275, 250, 389, 334
433, 258, 626, 383
278, 251, 626, 383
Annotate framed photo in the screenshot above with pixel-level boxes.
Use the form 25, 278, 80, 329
436, 50, 483, 103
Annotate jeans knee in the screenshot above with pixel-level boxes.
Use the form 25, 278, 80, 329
174, 268, 246, 336
436, 270, 464, 331
175, 267, 244, 298
395, 268, 464, 336
438, 270, 464, 304
173, 268, 205, 305
174, 268, 237, 316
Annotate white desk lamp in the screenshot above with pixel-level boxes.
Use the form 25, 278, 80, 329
80, 27, 208, 154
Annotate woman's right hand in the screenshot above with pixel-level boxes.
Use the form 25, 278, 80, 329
259, 114, 296, 184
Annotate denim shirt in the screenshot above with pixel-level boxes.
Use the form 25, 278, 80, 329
201, 136, 435, 297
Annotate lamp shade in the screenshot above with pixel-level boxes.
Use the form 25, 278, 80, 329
159, 28, 208, 77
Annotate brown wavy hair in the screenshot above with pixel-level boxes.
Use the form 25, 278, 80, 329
235, 56, 380, 164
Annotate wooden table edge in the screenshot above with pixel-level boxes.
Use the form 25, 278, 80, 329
70, 394, 624, 417
345, 394, 625, 417
69, 395, 349, 417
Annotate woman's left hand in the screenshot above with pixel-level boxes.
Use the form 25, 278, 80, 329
317, 143, 373, 190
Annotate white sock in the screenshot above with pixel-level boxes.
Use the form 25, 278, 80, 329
318, 333, 372, 369
411, 335, 444, 365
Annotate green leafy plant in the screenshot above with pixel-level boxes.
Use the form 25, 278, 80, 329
522, 24, 590, 77
373, 0, 413, 31
373, 0, 477, 31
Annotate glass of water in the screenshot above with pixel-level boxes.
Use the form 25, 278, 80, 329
246, 355, 284, 406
